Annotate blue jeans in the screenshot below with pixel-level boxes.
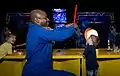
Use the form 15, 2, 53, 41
87, 70, 98, 76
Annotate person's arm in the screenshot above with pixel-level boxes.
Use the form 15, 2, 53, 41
83, 46, 88, 58
13, 43, 26, 48
37, 25, 76, 41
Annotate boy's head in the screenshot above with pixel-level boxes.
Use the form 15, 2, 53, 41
90, 35, 100, 47
5, 34, 16, 44
84, 28, 100, 46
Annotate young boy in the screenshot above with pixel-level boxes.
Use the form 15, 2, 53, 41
83, 28, 99, 76
0, 33, 16, 59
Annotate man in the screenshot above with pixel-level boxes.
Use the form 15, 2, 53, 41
22, 9, 77, 76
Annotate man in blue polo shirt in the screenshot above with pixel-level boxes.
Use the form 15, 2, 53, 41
22, 9, 77, 76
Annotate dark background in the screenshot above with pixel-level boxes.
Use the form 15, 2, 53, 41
0, 0, 118, 24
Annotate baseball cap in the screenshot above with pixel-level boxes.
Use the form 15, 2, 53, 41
84, 28, 98, 40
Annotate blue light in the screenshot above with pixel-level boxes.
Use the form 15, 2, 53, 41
53, 9, 66, 12
53, 8, 67, 23
54, 24, 66, 30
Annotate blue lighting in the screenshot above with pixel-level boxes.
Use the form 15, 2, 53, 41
54, 24, 65, 28
53, 9, 66, 12
53, 8, 67, 23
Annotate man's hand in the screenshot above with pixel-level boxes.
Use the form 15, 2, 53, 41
72, 23, 79, 29
65, 23, 78, 29
65, 23, 73, 28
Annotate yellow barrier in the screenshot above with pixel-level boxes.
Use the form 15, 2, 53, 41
0, 49, 120, 76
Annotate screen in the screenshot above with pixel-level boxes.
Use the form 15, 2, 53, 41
52, 9, 67, 23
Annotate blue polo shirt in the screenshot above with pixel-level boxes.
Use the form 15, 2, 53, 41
22, 23, 76, 76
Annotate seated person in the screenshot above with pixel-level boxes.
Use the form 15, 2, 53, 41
22, 9, 77, 76
0, 33, 16, 59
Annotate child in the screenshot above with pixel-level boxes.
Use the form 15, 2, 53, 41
0, 33, 16, 59
83, 28, 99, 76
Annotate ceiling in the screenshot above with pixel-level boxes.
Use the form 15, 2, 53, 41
1, 0, 117, 12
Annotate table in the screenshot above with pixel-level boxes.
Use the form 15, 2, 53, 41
0, 49, 83, 76
1, 49, 120, 76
